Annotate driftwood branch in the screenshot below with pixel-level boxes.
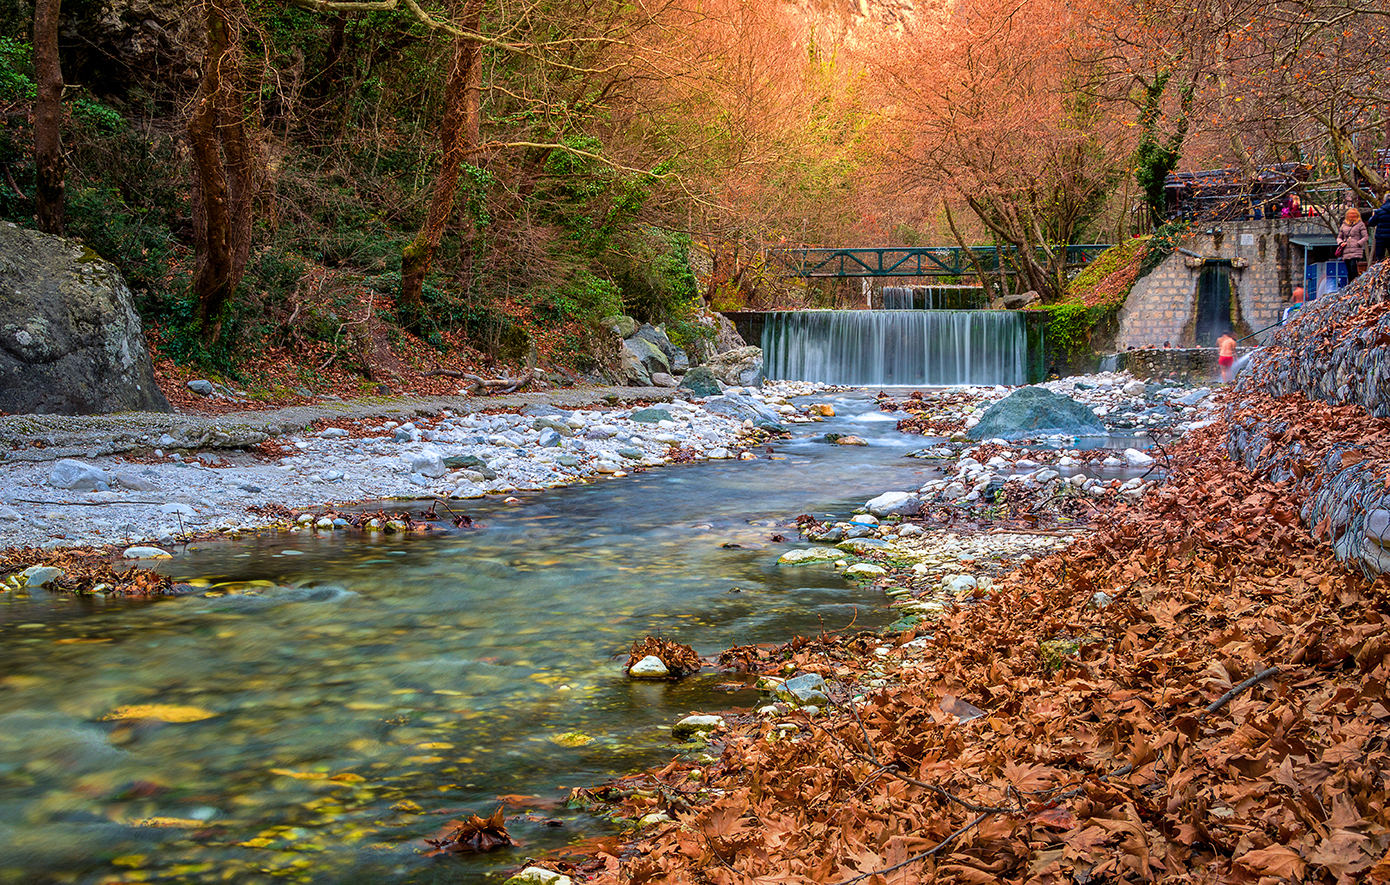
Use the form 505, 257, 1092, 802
836, 812, 993, 885
427, 368, 534, 395
1198, 666, 1282, 722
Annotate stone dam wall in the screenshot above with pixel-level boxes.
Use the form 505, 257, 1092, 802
1228, 261, 1390, 576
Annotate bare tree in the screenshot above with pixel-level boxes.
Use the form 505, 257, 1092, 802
877, 0, 1125, 301
188, 0, 260, 344
33, 0, 63, 234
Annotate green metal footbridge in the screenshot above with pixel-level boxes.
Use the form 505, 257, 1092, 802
774, 244, 1112, 278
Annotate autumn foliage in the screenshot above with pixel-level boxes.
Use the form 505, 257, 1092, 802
575, 420, 1390, 883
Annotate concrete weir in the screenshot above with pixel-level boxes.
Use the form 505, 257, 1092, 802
1228, 261, 1390, 576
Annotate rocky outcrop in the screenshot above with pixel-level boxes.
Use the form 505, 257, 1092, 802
967, 386, 1105, 441
63, 0, 203, 94
0, 224, 170, 415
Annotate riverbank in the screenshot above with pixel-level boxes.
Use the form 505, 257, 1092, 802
559, 417, 1390, 885
0, 371, 1212, 582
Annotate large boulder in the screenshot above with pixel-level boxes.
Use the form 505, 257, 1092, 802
633, 323, 680, 367
621, 337, 669, 385
705, 346, 763, 387
678, 366, 722, 397
601, 314, 637, 339
685, 310, 746, 365
967, 386, 1106, 441
1003, 290, 1041, 309
0, 224, 170, 414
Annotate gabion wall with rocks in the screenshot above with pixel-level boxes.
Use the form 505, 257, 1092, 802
1229, 261, 1390, 576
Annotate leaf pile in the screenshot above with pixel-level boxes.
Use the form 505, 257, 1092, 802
627, 636, 703, 678
580, 419, 1390, 884
423, 808, 514, 856
876, 390, 973, 436
0, 546, 173, 596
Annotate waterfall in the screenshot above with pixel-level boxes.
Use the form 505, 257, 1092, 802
879, 286, 986, 310
761, 310, 1027, 386
882, 287, 915, 310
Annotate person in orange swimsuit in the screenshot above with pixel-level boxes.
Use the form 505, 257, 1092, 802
1217, 331, 1236, 383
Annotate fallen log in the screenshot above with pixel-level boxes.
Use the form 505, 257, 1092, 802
427, 369, 534, 395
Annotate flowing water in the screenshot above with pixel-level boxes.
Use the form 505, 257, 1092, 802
761, 310, 1027, 386
0, 393, 947, 885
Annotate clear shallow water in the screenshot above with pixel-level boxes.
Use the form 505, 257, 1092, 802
0, 392, 951, 885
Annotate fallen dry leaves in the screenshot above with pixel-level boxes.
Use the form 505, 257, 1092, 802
569, 419, 1390, 884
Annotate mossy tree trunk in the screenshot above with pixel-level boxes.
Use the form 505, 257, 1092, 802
399, 0, 485, 335
188, 0, 258, 346
33, 0, 63, 235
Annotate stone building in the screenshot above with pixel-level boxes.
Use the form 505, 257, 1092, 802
1116, 218, 1338, 349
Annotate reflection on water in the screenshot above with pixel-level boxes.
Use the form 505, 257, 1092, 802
0, 392, 946, 884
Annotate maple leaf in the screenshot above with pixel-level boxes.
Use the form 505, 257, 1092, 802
1236, 844, 1307, 879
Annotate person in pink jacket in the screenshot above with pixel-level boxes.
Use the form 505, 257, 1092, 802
1338, 207, 1369, 281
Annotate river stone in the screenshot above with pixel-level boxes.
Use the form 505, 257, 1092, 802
845, 563, 887, 579
0, 223, 170, 414
403, 449, 447, 478
865, 491, 922, 517
123, 545, 172, 558
678, 366, 722, 397
837, 538, 887, 553
671, 714, 723, 740
443, 454, 497, 479
650, 372, 678, 388
538, 428, 561, 447
1124, 447, 1155, 467
630, 408, 673, 423
702, 393, 782, 425
826, 434, 868, 446
967, 386, 1107, 441
777, 547, 842, 566
49, 459, 109, 491
705, 346, 763, 387
20, 565, 64, 587
943, 574, 977, 594
187, 379, 214, 395
532, 417, 574, 437
503, 868, 574, 885
776, 673, 829, 706
628, 655, 670, 679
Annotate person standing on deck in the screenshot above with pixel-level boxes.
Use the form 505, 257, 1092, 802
1338, 208, 1369, 281
1217, 332, 1236, 384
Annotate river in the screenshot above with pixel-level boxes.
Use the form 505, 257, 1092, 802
0, 391, 945, 885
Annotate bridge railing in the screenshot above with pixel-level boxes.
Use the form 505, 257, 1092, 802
770, 245, 1111, 278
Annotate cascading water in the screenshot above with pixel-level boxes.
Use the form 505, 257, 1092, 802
880, 285, 986, 310
761, 309, 1027, 386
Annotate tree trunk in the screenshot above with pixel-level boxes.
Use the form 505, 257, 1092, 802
33, 0, 63, 235
188, 0, 257, 346
399, 0, 485, 334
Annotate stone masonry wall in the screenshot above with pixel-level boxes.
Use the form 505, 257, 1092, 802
1227, 261, 1390, 576
1118, 219, 1325, 349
